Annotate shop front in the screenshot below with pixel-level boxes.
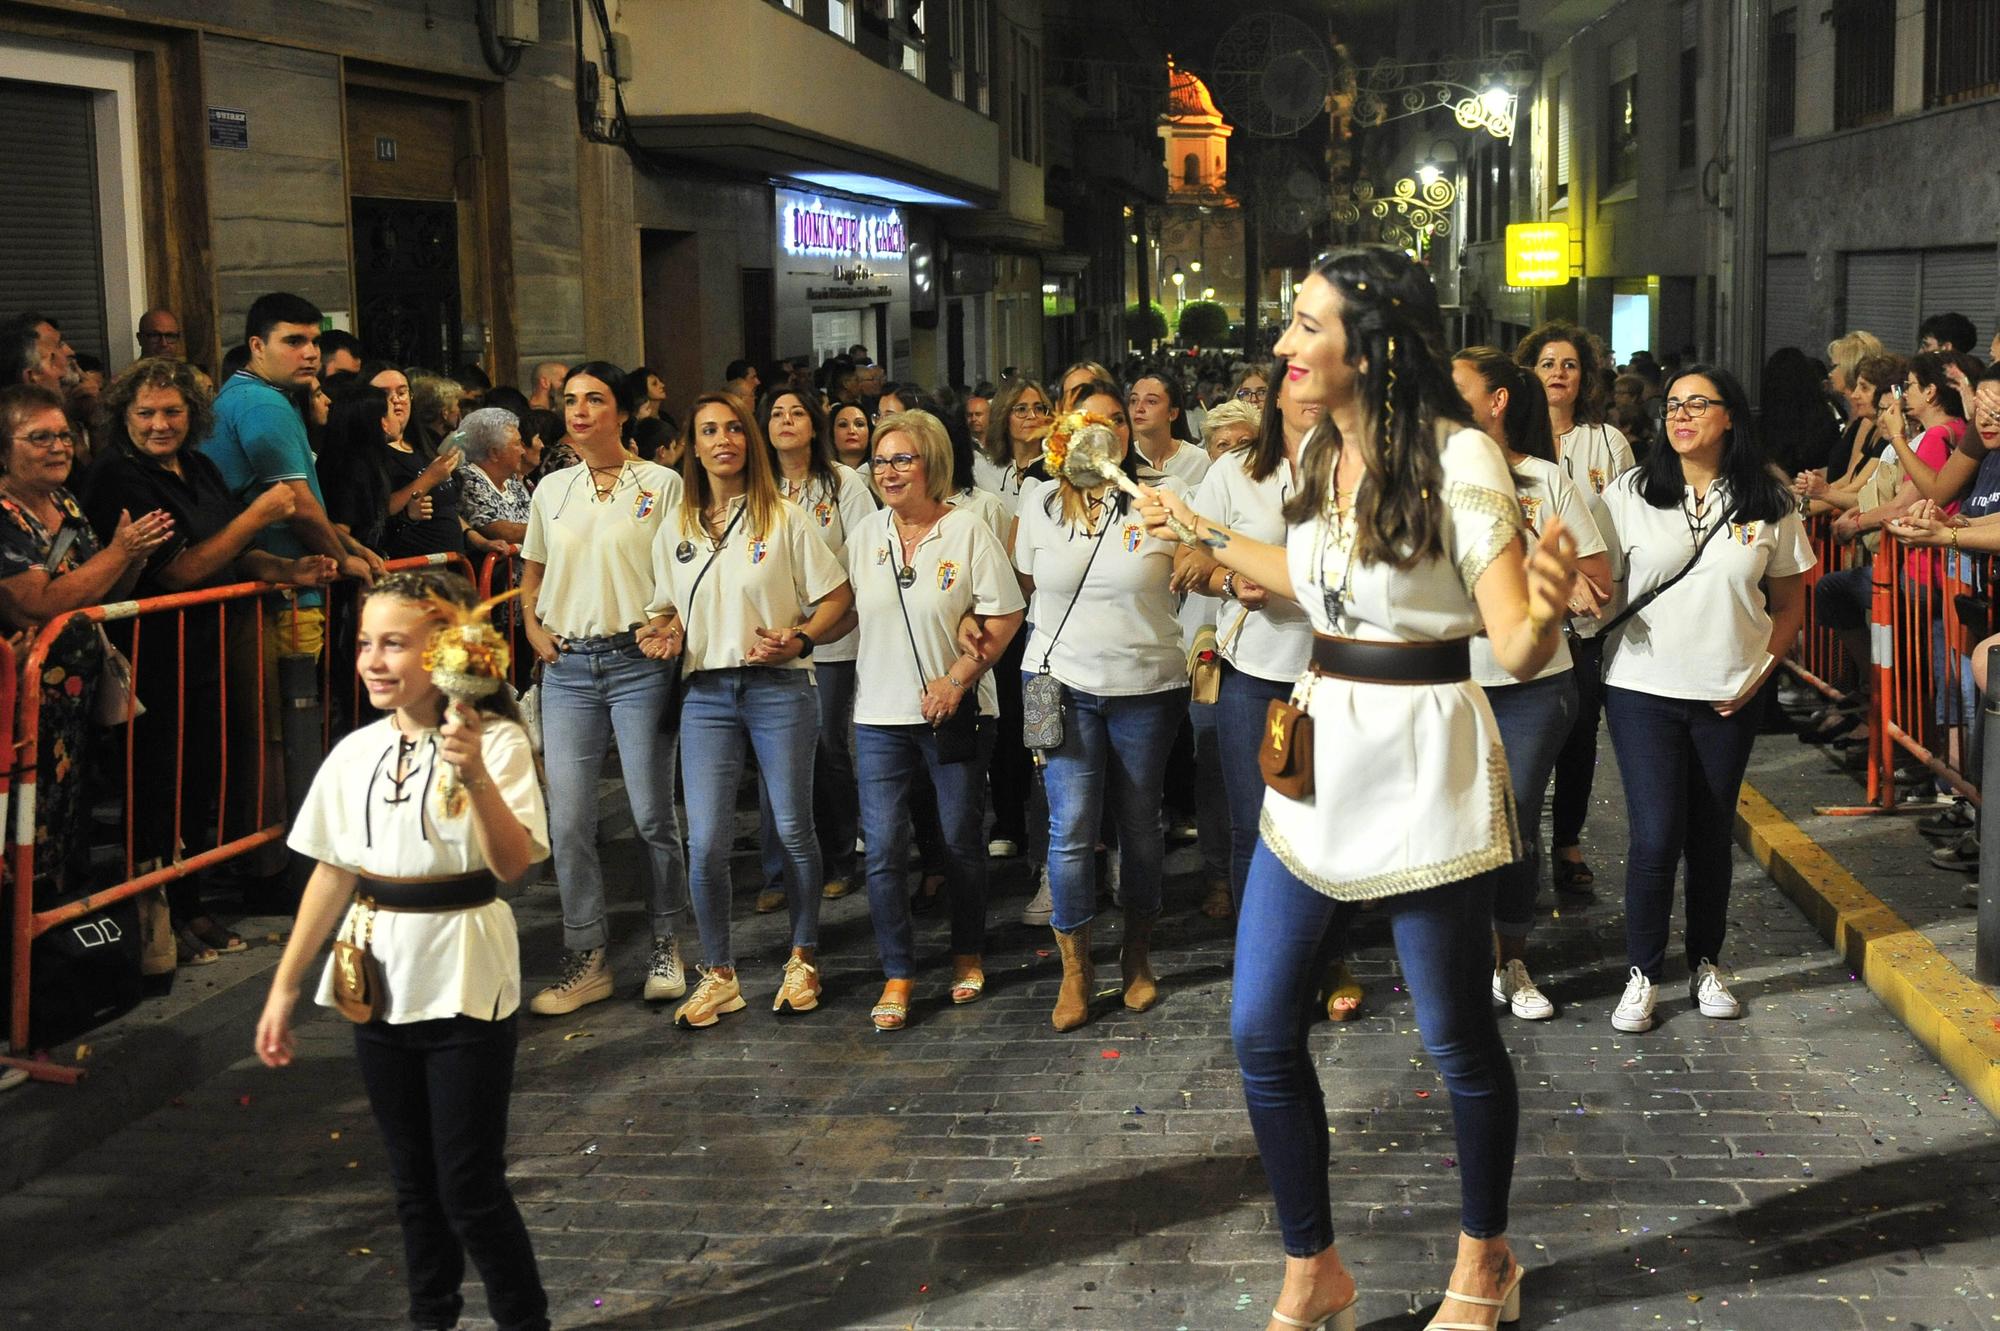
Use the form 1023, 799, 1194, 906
774, 185, 912, 376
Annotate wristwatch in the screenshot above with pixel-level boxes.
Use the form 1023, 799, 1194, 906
792, 629, 815, 658
1222, 571, 1239, 601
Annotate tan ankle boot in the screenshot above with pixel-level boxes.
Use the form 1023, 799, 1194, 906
1051, 925, 1093, 1031
1120, 912, 1159, 1012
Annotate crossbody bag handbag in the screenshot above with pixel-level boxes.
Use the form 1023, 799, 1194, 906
45, 526, 144, 726
656, 505, 745, 731
889, 547, 980, 764
1188, 607, 1249, 706
329, 897, 383, 1024
1022, 514, 1113, 750
1596, 510, 1731, 649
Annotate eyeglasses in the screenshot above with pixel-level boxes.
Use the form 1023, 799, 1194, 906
1010, 402, 1052, 419
1662, 396, 1718, 419
868, 453, 921, 473
12, 429, 75, 451
1234, 387, 1269, 404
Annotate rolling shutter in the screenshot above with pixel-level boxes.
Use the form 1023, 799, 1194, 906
0, 79, 107, 363
1918, 247, 1997, 337
1842, 251, 1919, 351
1764, 254, 1814, 356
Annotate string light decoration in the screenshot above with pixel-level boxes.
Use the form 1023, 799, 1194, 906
1352, 54, 1529, 141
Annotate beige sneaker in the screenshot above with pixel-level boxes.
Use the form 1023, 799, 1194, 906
754, 888, 787, 913
642, 935, 686, 1002
772, 951, 821, 1014
674, 969, 746, 1029
528, 948, 610, 1016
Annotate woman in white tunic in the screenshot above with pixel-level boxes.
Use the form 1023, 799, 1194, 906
1015, 383, 1189, 1031
644, 392, 853, 1030
1599, 366, 1812, 1034
1517, 322, 1635, 897
1142, 248, 1577, 1331
254, 569, 551, 1331
753, 388, 877, 910
1452, 348, 1612, 1022
848, 410, 1024, 1028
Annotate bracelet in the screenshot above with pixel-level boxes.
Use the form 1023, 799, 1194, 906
1222, 571, 1239, 601
941, 675, 967, 692
1950, 526, 1961, 548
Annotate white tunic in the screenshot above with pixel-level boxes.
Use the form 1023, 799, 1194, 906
294, 717, 550, 1025
849, 507, 1025, 724
1192, 449, 1313, 684
1261, 427, 1525, 902
1468, 453, 1607, 688
652, 497, 849, 675
1014, 480, 1190, 697
519, 461, 685, 638
1600, 473, 1817, 702
1139, 439, 1212, 488
777, 464, 877, 664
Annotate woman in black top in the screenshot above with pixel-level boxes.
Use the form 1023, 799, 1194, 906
318, 386, 394, 554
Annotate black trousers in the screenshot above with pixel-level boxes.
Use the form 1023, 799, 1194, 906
1550, 633, 1606, 851
352, 1014, 549, 1331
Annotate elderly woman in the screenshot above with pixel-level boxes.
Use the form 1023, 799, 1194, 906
82, 359, 339, 961
457, 407, 531, 548
0, 385, 175, 903
849, 410, 1023, 1029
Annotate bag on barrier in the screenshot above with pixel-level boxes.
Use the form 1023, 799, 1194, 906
135, 887, 176, 979
27, 897, 142, 1049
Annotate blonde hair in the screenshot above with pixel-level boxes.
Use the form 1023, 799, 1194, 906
1057, 361, 1116, 408
871, 410, 955, 502
1826, 330, 1886, 390
1200, 399, 1262, 451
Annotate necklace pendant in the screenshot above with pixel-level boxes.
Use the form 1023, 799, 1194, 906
897, 565, 917, 589
1323, 586, 1344, 627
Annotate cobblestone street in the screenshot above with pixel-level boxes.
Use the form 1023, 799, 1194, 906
3, 742, 1998, 1330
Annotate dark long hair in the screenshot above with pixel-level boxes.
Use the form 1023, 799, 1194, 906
1454, 346, 1556, 463
1636, 365, 1791, 523
1281, 247, 1469, 571
1241, 356, 1291, 483
760, 387, 838, 492
318, 385, 393, 547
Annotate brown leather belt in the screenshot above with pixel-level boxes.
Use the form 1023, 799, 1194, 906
1310, 634, 1471, 685
357, 871, 498, 912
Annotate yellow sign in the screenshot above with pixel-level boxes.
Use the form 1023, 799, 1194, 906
1505, 222, 1572, 287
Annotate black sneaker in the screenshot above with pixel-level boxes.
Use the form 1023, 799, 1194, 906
1918, 800, 1976, 841
1929, 830, 1979, 874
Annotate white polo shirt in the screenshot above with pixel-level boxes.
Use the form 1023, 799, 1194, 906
1469, 454, 1607, 687
1600, 473, 1817, 701
849, 507, 1025, 725
972, 454, 1032, 517
1014, 480, 1190, 696
951, 484, 1010, 548
1192, 449, 1311, 684
520, 461, 685, 638
1556, 421, 1634, 498
1138, 438, 1212, 488
652, 496, 849, 676
778, 464, 877, 665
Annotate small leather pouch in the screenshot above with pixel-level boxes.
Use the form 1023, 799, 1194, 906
1187, 625, 1222, 705
330, 901, 382, 1024
1023, 670, 1067, 750
1259, 698, 1315, 799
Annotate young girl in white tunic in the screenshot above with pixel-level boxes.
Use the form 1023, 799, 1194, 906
254, 568, 551, 1331
1599, 366, 1813, 1034
1519, 322, 1635, 898
755, 388, 878, 911
1143, 249, 1577, 1331
1452, 349, 1613, 1023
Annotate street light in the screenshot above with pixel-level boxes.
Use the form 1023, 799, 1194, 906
1170, 268, 1186, 313
1418, 161, 1443, 188
1201, 286, 1215, 300
1189, 260, 1203, 274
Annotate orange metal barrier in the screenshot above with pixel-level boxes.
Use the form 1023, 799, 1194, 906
1786, 511, 1855, 701
6, 555, 469, 1066
475, 552, 534, 691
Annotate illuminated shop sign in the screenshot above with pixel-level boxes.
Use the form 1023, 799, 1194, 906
1505, 222, 1572, 287
782, 195, 907, 261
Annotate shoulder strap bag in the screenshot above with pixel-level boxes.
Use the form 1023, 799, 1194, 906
45, 525, 145, 726
888, 527, 980, 764
656, 504, 745, 732
1596, 508, 1732, 646
1021, 510, 1113, 751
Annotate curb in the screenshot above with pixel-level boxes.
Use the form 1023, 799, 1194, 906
1736, 782, 2000, 1120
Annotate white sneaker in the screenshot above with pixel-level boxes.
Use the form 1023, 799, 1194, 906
1492, 959, 1555, 1020
528, 947, 611, 1016
643, 935, 686, 1001
987, 838, 1019, 859
1611, 966, 1656, 1033
1021, 868, 1054, 926
1689, 960, 1741, 1019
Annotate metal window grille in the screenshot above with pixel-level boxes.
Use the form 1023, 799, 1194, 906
1833, 0, 1897, 129
1926, 0, 2000, 107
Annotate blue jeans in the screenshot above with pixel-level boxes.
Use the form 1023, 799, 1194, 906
1485, 671, 1579, 940
760, 659, 859, 889
1035, 681, 1189, 932
681, 669, 821, 968
1191, 699, 1230, 885
856, 721, 993, 976
1603, 685, 1761, 979
1231, 845, 1518, 1255
540, 645, 687, 952
1214, 662, 1295, 907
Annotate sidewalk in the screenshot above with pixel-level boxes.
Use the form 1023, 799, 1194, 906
3, 750, 1998, 1329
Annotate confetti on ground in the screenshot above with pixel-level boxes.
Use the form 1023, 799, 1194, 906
329, 1130, 341, 1140
562, 1030, 594, 1041
1027, 1135, 1042, 1143
347, 1247, 371, 1257
237, 1094, 252, 1106
72, 1044, 91, 1062
1101, 1049, 1121, 1059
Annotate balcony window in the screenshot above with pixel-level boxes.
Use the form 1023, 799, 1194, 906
1834, 0, 1896, 129
1552, 74, 1569, 205
947, 0, 990, 113
828, 1, 854, 41
1010, 31, 1041, 165
1926, 0, 2000, 107
1605, 74, 1637, 189
1768, 8, 1798, 138
1677, 3, 1698, 170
